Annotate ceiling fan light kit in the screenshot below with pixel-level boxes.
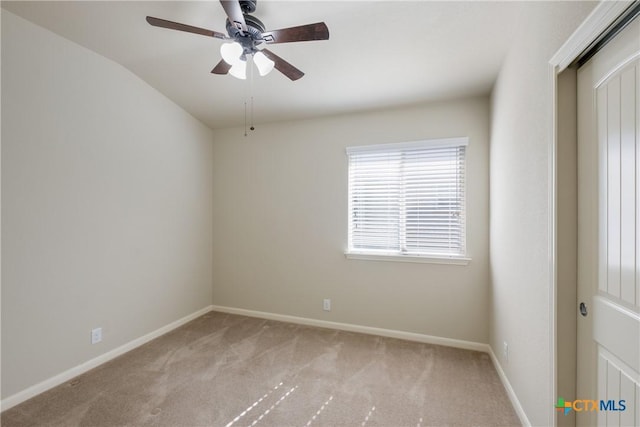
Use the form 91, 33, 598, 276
219, 42, 274, 80
146, 0, 329, 81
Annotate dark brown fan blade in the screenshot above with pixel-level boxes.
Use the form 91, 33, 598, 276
146, 16, 226, 39
261, 49, 304, 81
219, 0, 247, 33
261, 22, 329, 44
211, 60, 232, 75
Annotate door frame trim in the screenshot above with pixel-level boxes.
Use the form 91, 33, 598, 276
550, 2, 636, 72
549, 1, 636, 426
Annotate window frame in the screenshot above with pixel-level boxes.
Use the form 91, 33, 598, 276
345, 137, 471, 265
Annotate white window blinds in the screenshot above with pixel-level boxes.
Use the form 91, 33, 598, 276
347, 138, 467, 258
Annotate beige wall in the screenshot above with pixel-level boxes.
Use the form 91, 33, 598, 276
1, 11, 214, 399
212, 97, 490, 343
489, 2, 596, 425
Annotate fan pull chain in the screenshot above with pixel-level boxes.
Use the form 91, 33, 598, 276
244, 100, 248, 137
242, 56, 256, 137
249, 56, 255, 132
250, 96, 255, 131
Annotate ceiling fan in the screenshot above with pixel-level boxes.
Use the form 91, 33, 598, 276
146, 0, 329, 81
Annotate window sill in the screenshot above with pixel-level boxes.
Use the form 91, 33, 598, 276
344, 252, 471, 265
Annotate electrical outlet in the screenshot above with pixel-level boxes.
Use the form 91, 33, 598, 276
503, 341, 509, 361
323, 298, 331, 311
91, 327, 102, 344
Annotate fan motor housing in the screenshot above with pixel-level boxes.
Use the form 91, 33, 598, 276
226, 14, 266, 55
239, 0, 257, 14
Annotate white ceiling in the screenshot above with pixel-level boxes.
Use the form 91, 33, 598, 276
2, 1, 523, 130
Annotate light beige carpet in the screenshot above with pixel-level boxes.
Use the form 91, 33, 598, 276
2, 311, 520, 426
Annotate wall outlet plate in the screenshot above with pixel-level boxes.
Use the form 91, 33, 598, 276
323, 299, 331, 311
91, 327, 102, 344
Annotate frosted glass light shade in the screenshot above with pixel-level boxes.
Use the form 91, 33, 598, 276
229, 60, 247, 80
220, 42, 243, 65
253, 51, 275, 76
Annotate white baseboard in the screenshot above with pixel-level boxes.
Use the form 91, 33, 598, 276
487, 347, 531, 427
211, 304, 488, 352
0, 305, 213, 412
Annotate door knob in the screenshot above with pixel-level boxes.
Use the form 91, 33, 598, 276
579, 302, 588, 317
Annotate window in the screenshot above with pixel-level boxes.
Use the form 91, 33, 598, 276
346, 138, 469, 263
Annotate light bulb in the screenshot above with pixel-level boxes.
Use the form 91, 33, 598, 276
220, 42, 243, 65
229, 60, 247, 80
253, 51, 275, 76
